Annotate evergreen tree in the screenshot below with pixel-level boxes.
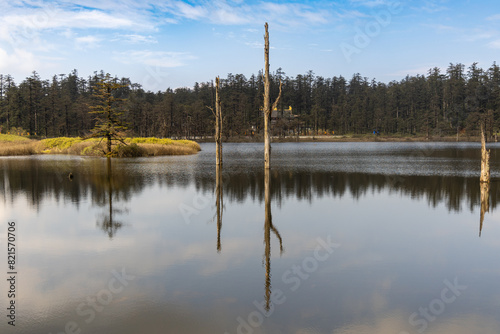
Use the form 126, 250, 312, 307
88, 73, 128, 155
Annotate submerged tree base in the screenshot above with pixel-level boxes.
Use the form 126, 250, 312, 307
0, 134, 201, 157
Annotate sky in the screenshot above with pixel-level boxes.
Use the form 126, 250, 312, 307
0, 0, 499, 91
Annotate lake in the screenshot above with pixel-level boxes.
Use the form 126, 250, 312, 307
1, 142, 500, 334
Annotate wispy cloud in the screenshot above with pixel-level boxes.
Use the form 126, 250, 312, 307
390, 65, 442, 77
75, 35, 102, 50
113, 50, 197, 68
486, 14, 500, 21
0, 2, 154, 46
245, 41, 263, 49
422, 23, 457, 32
487, 39, 500, 49
152, 1, 331, 27
417, 1, 448, 13
350, 0, 390, 8
116, 34, 158, 44
0, 47, 41, 73
462, 29, 498, 42
336, 9, 369, 20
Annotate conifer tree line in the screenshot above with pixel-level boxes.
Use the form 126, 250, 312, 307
1, 62, 499, 139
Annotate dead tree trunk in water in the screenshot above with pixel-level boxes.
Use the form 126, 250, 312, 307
263, 22, 282, 169
480, 122, 490, 183
215, 77, 222, 166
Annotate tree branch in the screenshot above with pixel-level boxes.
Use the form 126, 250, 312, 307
271, 79, 282, 112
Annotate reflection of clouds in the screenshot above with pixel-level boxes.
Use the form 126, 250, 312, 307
333, 314, 500, 334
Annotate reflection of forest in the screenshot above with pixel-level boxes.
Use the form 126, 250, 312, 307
1, 157, 499, 213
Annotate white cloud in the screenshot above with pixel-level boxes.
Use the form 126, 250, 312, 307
350, 0, 390, 8
0, 47, 41, 73
118, 34, 158, 44
337, 9, 370, 19
173, 1, 209, 20
487, 14, 500, 21
114, 50, 196, 68
258, 2, 330, 27
0, 6, 152, 42
390, 65, 442, 77
75, 35, 102, 49
419, 2, 448, 13
487, 39, 500, 49
422, 23, 457, 32
245, 41, 263, 48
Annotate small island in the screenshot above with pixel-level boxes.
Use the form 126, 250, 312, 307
0, 133, 200, 157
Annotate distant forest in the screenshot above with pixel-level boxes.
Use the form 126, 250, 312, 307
1, 62, 499, 139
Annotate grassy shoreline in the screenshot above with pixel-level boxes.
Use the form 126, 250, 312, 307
0, 134, 201, 157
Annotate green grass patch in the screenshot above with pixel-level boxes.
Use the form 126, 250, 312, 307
0, 135, 200, 157
38, 137, 200, 157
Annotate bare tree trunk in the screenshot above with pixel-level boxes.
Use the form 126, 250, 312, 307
215, 77, 222, 166
480, 121, 490, 183
263, 23, 282, 169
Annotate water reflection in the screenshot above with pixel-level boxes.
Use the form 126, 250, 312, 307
480, 181, 490, 237
95, 158, 126, 238
2, 143, 500, 334
215, 164, 223, 252
2, 157, 498, 215
263, 168, 283, 311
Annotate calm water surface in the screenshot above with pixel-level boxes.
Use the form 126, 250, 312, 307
1, 142, 500, 334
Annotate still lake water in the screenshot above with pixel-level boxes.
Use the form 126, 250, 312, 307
1, 142, 500, 334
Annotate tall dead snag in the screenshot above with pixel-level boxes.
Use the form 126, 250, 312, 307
215, 77, 222, 166
479, 121, 490, 237
263, 22, 282, 169
480, 121, 490, 183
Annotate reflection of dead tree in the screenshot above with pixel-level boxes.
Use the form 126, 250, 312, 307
479, 181, 490, 237
264, 168, 283, 311
216, 164, 223, 252
97, 158, 124, 239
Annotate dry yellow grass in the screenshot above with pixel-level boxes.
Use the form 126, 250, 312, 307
139, 143, 199, 156
0, 141, 37, 156
0, 134, 37, 156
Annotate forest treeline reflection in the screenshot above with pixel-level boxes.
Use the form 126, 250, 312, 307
1, 157, 497, 214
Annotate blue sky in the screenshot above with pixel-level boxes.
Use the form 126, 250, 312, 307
0, 0, 499, 91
